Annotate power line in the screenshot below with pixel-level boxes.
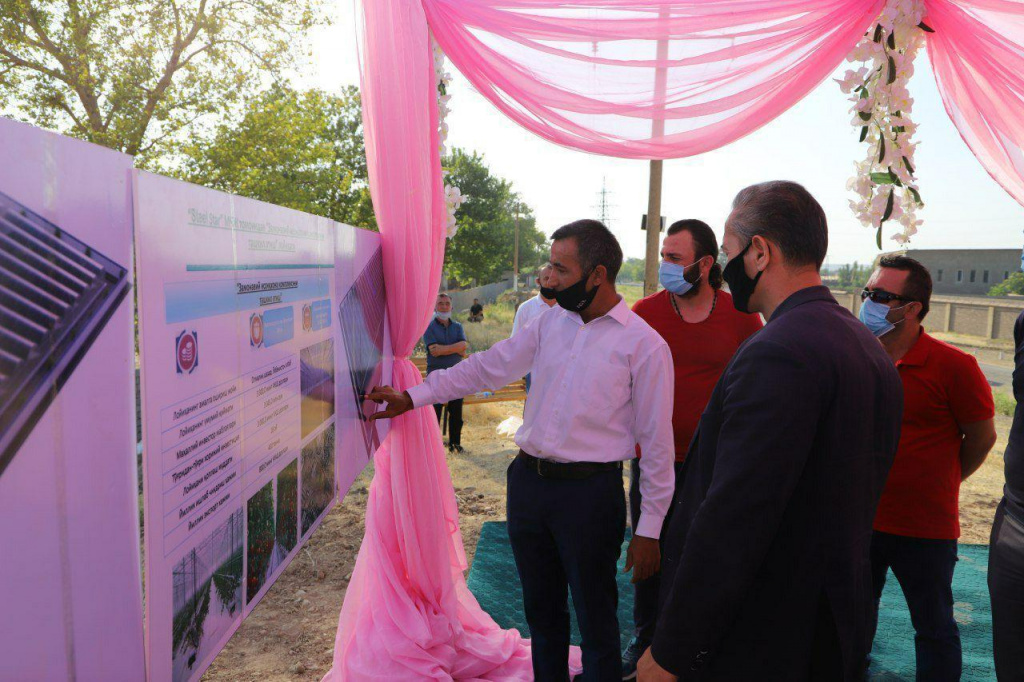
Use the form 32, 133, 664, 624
594, 176, 614, 227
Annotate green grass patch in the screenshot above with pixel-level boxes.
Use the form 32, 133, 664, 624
995, 391, 1016, 417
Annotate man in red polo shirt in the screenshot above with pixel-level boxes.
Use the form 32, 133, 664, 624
860, 255, 996, 681
622, 219, 762, 679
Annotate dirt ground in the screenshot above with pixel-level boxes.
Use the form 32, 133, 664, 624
204, 397, 1009, 680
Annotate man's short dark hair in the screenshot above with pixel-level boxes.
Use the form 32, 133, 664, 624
879, 254, 932, 320
729, 181, 828, 270
551, 219, 623, 282
437, 293, 451, 302
667, 219, 724, 289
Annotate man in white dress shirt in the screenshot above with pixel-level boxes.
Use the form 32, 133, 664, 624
511, 264, 556, 393
367, 220, 675, 681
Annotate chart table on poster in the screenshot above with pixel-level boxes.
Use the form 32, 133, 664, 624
158, 357, 304, 559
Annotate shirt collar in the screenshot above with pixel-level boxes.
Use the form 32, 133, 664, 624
769, 285, 836, 323
561, 296, 630, 326
896, 328, 932, 368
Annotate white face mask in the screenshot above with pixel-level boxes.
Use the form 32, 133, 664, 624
435, 311, 451, 321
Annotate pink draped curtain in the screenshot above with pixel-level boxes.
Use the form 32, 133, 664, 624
927, 0, 1024, 209
325, 0, 540, 678
329, 0, 1024, 678
425, 0, 885, 159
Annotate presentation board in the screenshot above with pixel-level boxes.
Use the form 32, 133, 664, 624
0, 118, 145, 680
134, 171, 390, 682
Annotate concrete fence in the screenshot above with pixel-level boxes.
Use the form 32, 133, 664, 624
832, 290, 1024, 341
443, 273, 533, 313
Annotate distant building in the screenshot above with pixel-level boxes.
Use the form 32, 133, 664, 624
904, 248, 1021, 296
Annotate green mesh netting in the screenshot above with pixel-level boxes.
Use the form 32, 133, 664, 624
466, 522, 994, 680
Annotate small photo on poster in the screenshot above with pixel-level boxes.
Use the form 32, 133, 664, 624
246, 482, 275, 604
275, 459, 298, 554
171, 510, 243, 682
301, 424, 335, 536
300, 338, 335, 439
245, 466, 297, 605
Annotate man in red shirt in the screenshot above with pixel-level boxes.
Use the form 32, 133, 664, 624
860, 255, 996, 681
623, 219, 762, 679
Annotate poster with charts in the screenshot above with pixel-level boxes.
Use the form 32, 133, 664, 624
134, 171, 389, 682
0, 118, 144, 680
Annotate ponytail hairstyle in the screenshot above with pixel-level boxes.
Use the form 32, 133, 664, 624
666, 219, 723, 289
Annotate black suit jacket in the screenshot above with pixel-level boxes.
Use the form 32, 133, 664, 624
1002, 312, 1024, 515
651, 286, 902, 680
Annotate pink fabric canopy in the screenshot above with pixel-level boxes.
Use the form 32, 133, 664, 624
329, 0, 1024, 678
927, 0, 1024, 208
425, 0, 885, 159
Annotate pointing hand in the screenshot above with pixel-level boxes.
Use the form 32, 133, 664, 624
363, 385, 414, 422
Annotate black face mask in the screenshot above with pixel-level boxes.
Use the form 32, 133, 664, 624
722, 242, 762, 314
542, 271, 599, 313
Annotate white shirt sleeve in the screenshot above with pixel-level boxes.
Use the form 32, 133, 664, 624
631, 342, 676, 538
511, 300, 527, 337
407, 315, 541, 407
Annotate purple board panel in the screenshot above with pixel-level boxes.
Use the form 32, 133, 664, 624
0, 117, 144, 680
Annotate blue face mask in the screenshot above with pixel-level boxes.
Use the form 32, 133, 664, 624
659, 260, 701, 296
858, 298, 905, 337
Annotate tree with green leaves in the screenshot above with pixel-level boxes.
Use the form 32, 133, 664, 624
836, 261, 873, 289
989, 272, 1024, 297
0, 0, 327, 165
443, 148, 547, 285
618, 257, 646, 283
180, 85, 375, 228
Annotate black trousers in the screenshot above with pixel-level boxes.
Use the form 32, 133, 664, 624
433, 398, 463, 446
506, 454, 626, 682
628, 457, 685, 645
990, 498, 1024, 681
869, 531, 961, 682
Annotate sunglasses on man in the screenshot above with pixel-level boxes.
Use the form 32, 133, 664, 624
861, 288, 916, 305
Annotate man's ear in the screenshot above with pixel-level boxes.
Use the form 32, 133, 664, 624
750, 235, 772, 272
591, 264, 608, 287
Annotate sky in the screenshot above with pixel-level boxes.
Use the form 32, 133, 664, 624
301, 2, 1024, 267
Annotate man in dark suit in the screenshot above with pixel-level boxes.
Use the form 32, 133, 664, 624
638, 181, 903, 681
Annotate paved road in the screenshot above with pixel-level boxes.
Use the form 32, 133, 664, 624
980, 362, 1014, 390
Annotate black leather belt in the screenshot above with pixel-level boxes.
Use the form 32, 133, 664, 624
517, 451, 623, 480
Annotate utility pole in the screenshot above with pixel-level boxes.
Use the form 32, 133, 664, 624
513, 209, 520, 292
644, 8, 670, 296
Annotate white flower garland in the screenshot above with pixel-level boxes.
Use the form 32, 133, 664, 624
839, 0, 932, 247
433, 37, 466, 239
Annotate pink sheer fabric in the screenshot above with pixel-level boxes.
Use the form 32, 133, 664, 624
328, 0, 1024, 678
323, 0, 566, 678
927, 0, 1024, 208
424, 0, 884, 159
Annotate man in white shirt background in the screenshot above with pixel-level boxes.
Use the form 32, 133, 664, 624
366, 220, 675, 681
511, 263, 556, 393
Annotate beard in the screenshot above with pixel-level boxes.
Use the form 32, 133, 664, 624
678, 276, 702, 299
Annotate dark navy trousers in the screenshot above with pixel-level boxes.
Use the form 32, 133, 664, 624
869, 530, 961, 681
628, 458, 685, 645
506, 455, 626, 681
